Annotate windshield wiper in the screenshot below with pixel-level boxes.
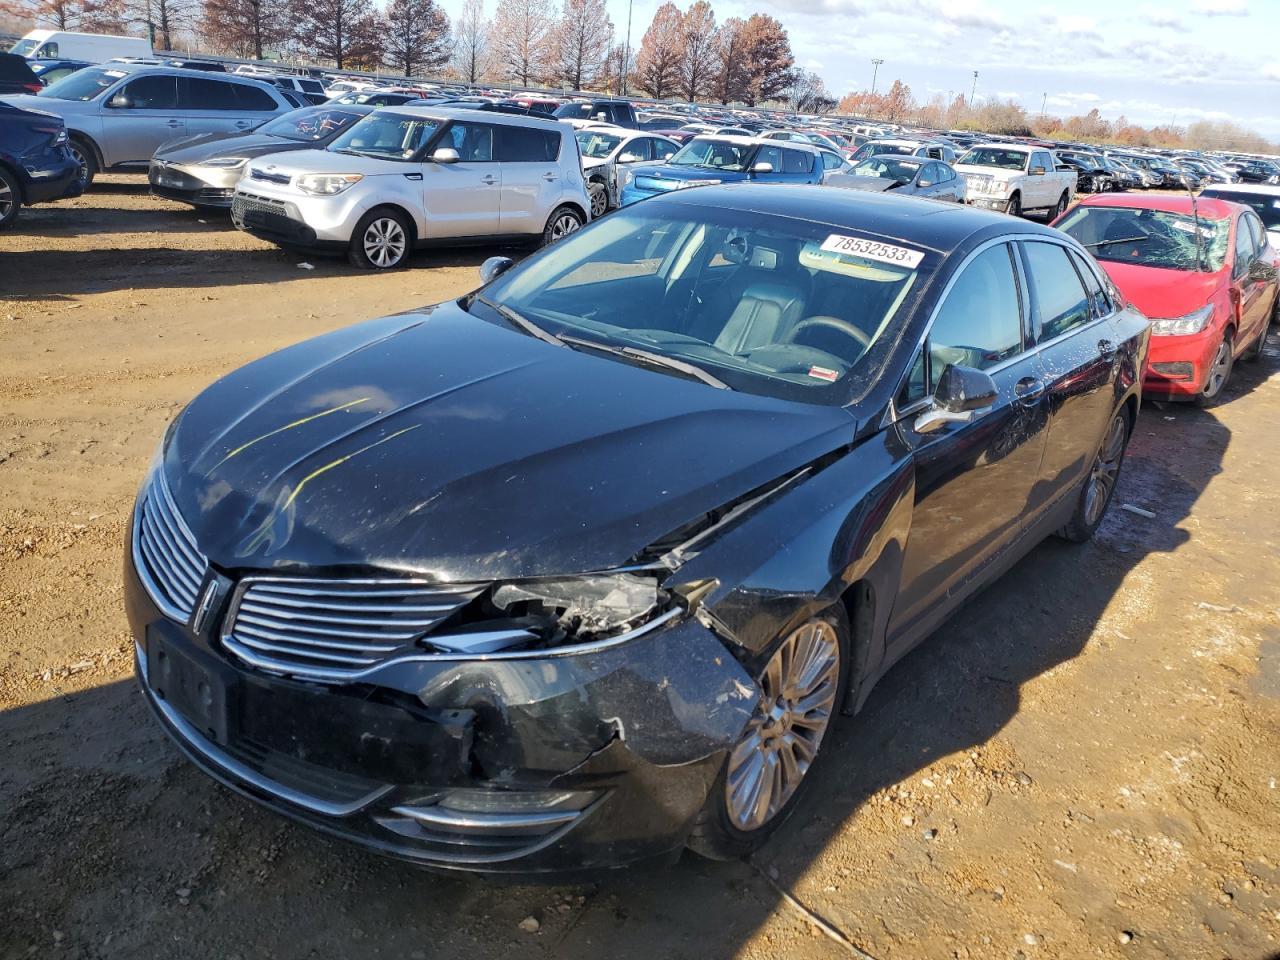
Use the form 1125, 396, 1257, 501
1084, 235, 1149, 248
560, 335, 728, 389
474, 296, 566, 348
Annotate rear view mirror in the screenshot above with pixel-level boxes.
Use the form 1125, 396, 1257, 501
915, 364, 997, 434
752, 161, 774, 174
479, 256, 514, 285
432, 147, 461, 164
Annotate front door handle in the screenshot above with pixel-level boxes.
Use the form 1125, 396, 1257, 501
1014, 376, 1046, 406
481, 175, 497, 185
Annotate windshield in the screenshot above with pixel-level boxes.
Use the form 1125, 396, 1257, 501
669, 138, 752, 171
1203, 191, 1280, 231
850, 142, 914, 163
9, 38, 37, 56
553, 102, 593, 119
575, 130, 623, 159
327, 112, 440, 160
854, 157, 921, 182
477, 205, 929, 403
1056, 205, 1230, 272
958, 147, 1027, 171
39, 66, 126, 101
260, 106, 362, 142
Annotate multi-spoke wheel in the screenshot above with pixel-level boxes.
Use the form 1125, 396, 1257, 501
1194, 334, 1233, 407
0, 167, 20, 230
542, 205, 584, 246
68, 138, 96, 189
588, 181, 608, 218
1058, 406, 1132, 543
348, 210, 411, 269
687, 609, 849, 860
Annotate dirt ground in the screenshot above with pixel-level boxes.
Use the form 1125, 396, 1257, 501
2, 176, 1279, 960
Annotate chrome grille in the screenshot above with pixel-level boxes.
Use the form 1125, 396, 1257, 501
223, 579, 483, 680
134, 472, 208, 622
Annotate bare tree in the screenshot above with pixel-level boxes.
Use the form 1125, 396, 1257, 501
787, 69, 833, 113
632, 0, 680, 99
550, 0, 612, 91
201, 0, 289, 59
80, 0, 132, 33
132, 0, 191, 50
451, 0, 488, 83
8, 0, 83, 29
383, 0, 450, 77
489, 0, 552, 86
676, 0, 715, 102
594, 41, 628, 94
738, 13, 793, 105
291, 0, 380, 69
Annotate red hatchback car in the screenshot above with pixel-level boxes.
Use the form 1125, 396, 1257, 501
1054, 194, 1276, 405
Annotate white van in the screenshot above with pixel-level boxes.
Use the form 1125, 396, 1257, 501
9, 30, 151, 63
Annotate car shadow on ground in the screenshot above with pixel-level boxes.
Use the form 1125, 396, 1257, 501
3, 347, 1273, 958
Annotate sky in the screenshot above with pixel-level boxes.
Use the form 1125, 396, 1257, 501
432, 0, 1280, 137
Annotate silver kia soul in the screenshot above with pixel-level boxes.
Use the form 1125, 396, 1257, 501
231, 107, 593, 269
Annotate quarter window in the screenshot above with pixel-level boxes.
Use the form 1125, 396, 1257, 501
497, 125, 559, 162
1023, 242, 1092, 342
927, 243, 1024, 387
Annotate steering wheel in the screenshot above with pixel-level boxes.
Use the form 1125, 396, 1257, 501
785, 316, 872, 350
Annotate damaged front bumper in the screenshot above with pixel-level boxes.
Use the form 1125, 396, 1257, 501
126, 555, 760, 874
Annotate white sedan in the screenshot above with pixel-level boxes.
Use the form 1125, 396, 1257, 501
574, 127, 680, 217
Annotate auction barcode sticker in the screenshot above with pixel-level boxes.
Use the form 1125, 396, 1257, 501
820, 234, 924, 268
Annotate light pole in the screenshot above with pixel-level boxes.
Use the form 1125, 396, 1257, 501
871, 58, 884, 95
1040, 92, 1047, 118
970, 70, 978, 106
620, 0, 634, 96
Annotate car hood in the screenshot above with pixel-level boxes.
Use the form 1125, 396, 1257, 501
164, 301, 857, 581
953, 164, 1015, 178
1095, 260, 1226, 319
244, 147, 412, 179
2, 93, 88, 114
637, 165, 749, 185
157, 132, 299, 164
826, 175, 903, 193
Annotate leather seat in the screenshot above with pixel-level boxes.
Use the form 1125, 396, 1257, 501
692, 240, 810, 354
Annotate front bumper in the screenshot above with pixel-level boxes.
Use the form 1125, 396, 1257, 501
967, 194, 1009, 210
1142, 325, 1221, 397
125, 526, 758, 873
149, 161, 237, 207
22, 150, 81, 205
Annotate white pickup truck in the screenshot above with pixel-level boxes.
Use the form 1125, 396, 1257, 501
953, 143, 1077, 219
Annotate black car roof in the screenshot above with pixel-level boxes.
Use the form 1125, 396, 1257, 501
652, 184, 1061, 253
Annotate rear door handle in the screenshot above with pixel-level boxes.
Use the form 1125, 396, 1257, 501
165, 120, 183, 127
543, 172, 558, 182
481, 175, 497, 185
1015, 376, 1046, 406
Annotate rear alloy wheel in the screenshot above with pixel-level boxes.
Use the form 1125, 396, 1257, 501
68, 138, 97, 189
542, 205, 584, 246
1058, 407, 1131, 542
1004, 193, 1021, 218
348, 210, 410, 269
687, 609, 849, 860
1194, 334, 1234, 407
0, 167, 21, 229
588, 181, 608, 218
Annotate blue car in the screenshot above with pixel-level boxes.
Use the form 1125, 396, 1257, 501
0, 101, 82, 228
619, 135, 824, 205
27, 58, 93, 86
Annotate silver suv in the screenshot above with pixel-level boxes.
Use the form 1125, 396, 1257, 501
1, 63, 293, 187
231, 107, 592, 269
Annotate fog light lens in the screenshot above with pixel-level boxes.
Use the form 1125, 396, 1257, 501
1151, 361, 1195, 380
438, 788, 596, 815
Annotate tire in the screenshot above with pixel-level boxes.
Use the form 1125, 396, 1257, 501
68, 137, 97, 190
542, 204, 584, 246
686, 605, 852, 861
1057, 405, 1132, 543
587, 181, 608, 219
0, 166, 22, 230
1050, 192, 1068, 222
1193, 333, 1234, 407
1004, 192, 1021, 218
347, 208, 411, 270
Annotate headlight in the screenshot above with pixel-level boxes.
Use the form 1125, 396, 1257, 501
201, 156, 248, 169
296, 173, 363, 195
1150, 305, 1214, 336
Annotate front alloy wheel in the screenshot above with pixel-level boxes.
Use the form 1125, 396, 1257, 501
0, 168, 19, 229
588, 181, 608, 218
1196, 335, 1233, 406
725, 620, 840, 831
348, 210, 411, 269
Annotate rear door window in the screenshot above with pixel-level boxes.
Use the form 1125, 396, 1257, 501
447, 120, 497, 161
1022, 241, 1093, 342
496, 125, 559, 162
180, 77, 240, 110
232, 82, 279, 112
1234, 216, 1257, 277
781, 149, 813, 174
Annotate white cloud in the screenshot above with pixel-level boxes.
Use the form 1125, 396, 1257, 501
1264, 64, 1280, 82
1193, 0, 1248, 16
1055, 15, 1098, 34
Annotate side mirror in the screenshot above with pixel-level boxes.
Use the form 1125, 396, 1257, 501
1248, 259, 1278, 283
752, 161, 774, 175
479, 256, 514, 285
1030, 165, 1046, 176
432, 147, 461, 164
1056, 164, 1073, 172
618, 152, 641, 163
108, 92, 132, 109
914, 364, 997, 434
595, 112, 607, 120
917, 179, 933, 188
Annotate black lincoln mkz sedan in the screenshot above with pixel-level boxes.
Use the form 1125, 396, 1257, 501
126, 186, 1149, 872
